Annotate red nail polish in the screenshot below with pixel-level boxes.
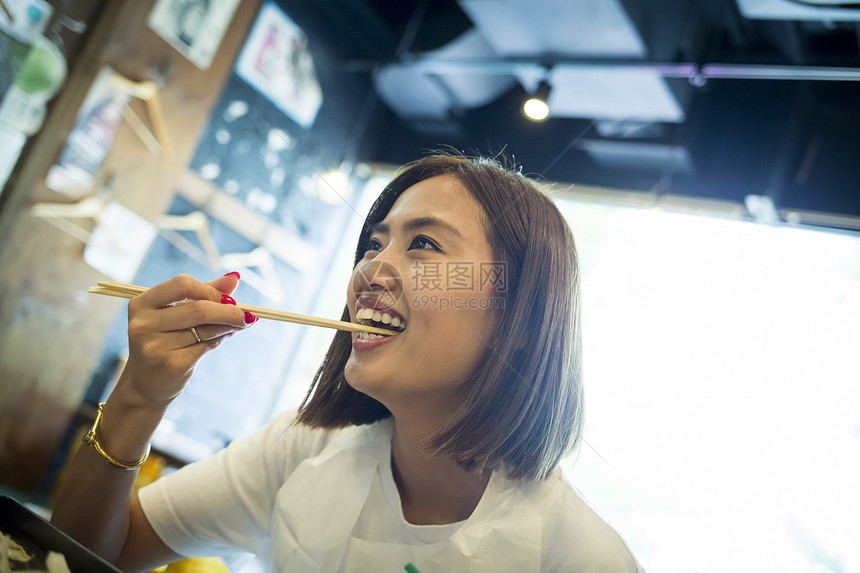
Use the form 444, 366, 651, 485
223, 271, 241, 280
244, 311, 258, 325
221, 294, 237, 305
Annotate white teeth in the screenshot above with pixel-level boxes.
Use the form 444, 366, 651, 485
357, 331, 385, 341
354, 307, 407, 331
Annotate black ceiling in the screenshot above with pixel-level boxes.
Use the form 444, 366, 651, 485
276, 0, 860, 227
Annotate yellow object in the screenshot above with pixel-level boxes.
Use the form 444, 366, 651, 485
82, 402, 151, 469
159, 557, 232, 572
134, 452, 167, 490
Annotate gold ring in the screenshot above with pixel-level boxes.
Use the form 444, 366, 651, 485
189, 326, 201, 343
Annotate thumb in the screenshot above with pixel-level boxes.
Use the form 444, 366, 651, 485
207, 271, 241, 296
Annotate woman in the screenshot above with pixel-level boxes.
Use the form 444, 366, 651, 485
52, 153, 643, 571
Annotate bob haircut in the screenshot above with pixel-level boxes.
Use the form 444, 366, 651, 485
297, 152, 582, 481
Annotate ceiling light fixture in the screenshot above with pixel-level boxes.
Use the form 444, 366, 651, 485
523, 80, 551, 121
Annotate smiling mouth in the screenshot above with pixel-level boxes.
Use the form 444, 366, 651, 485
354, 307, 407, 340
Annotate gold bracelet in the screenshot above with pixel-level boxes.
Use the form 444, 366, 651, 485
82, 402, 151, 470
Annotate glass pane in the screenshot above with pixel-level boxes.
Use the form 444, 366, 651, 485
556, 199, 860, 573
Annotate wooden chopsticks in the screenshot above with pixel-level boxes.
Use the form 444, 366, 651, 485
89, 281, 399, 336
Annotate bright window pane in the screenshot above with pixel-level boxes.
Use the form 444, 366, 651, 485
556, 199, 860, 573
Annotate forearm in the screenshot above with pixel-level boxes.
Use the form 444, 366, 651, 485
50, 272, 249, 565
51, 383, 170, 562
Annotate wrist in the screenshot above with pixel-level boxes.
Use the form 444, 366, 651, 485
119, 357, 189, 406
94, 389, 170, 464
116, 359, 184, 406
83, 403, 151, 469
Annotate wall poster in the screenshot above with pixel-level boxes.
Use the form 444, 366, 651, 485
234, 1, 323, 129
147, 0, 241, 70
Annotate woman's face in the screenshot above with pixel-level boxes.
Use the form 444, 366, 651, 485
344, 174, 500, 415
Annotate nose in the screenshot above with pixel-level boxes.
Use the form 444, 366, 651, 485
353, 257, 402, 292
351, 256, 404, 310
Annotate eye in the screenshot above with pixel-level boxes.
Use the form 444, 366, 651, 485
409, 234, 440, 252
365, 236, 383, 253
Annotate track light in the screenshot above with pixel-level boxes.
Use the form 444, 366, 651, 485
523, 80, 551, 121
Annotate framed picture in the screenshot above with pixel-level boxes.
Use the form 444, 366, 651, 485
234, 2, 323, 129
147, 0, 240, 70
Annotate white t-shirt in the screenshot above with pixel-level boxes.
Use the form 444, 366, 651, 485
139, 412, 643, 572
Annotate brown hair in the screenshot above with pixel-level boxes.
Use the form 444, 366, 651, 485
297, 152, 582, 480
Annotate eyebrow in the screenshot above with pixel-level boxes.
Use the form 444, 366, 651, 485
371, 216, 463, 240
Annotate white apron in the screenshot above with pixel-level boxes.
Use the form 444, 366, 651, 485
268, 420, 542, 572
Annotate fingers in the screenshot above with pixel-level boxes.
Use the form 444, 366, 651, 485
119, 273, 251, 404
162, 330, 234, 379
206, 271, 241, 296
127, 272, 256, 354
173, 324, 237, 349
134, 274, 233, 309
156, 298, 248, 332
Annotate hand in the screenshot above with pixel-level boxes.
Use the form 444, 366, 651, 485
120, 273, 255, 405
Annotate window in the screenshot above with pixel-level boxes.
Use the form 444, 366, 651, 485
556, 199, 860, 573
